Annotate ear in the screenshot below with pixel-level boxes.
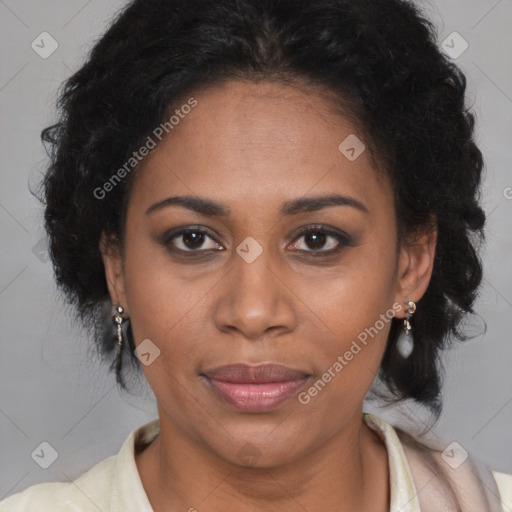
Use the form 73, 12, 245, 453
394, 224, 437, 318
100, 232, 129, 314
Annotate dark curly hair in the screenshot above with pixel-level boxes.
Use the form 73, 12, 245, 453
41, 0, 485, 415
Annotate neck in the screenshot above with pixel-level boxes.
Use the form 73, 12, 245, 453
135, 411, 389, 512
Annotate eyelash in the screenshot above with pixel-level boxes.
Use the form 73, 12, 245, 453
162, 224, 353, 258
292, 225, 353, 256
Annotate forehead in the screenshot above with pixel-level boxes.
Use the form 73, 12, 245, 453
129, 80, 392, 218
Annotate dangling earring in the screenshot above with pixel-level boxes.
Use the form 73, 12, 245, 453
403, 300, 416, 334
113, 305, 125, 380
396, 300, 416, 358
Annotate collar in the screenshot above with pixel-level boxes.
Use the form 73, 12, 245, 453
363, 413, 421, 512
109, 413, 420, 512
109, 417, 159, 511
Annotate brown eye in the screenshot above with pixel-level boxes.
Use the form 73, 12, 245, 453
303, 231, 328, 250
289, 225, 353, 255
182, 231, 206, 249
166, 228, 223, 253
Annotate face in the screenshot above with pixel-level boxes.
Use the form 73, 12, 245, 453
103, 80, 435, 467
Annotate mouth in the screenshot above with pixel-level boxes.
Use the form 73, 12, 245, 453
201, 363, 311, 413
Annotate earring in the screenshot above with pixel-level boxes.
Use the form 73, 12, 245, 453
396, 300, 416, 358
113, 305, 125, 380
403, 300, 416, 334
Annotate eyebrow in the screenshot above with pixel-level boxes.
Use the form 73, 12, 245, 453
280, 194, 368, 216
145, 193, 368, 217
146, 196, 230, 217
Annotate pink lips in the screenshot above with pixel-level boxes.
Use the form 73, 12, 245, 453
202, 364, 310, 412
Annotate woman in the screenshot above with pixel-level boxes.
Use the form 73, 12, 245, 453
1, 0, 511, 510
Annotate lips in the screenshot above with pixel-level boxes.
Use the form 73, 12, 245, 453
201, 364, 310, 412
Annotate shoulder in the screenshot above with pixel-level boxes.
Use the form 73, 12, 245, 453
363, 413, 512, 512
493, 471, 512, 512
395, 424, 512, 512
0, 418, 159, 512
0, 455, 116, 512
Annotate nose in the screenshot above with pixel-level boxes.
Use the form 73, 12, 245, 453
213, 249, 298, 341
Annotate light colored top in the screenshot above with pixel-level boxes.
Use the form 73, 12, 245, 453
1, 413, 511, 511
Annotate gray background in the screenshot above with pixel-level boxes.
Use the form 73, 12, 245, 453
1, 0, 511, 500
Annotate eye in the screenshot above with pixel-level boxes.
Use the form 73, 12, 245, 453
165, 227, 223, 253
162, 224, 352, 257
288, 225, 352, 255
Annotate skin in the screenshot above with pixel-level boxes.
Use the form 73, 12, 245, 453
101, 80, 437, 512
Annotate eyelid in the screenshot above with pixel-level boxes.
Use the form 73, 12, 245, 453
288, 224, 353, 254
162, 225, 224, 252
161, 223, 353, 255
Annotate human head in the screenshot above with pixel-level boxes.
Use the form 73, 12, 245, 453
42, 0, 485, 418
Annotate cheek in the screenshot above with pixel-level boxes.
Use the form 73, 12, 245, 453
122, 251, 208, 411
296, 243, 398, 402
298, 299, 393, 419
121, 231, 209, 369
312, 290, 393, 378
